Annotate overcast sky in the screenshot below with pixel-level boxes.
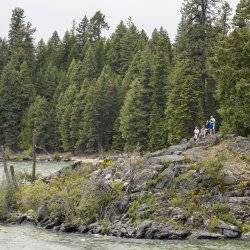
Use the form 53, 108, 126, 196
0, 0, 239, 43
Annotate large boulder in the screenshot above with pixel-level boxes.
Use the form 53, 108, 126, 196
217, 221, 241, 238
227, 136, 250, 155
241, 233, 250, 240
136, 221, 152, 238
155, 163, 189, 190
87, 222, 101, 234
189, 135, 220, 148
191, 231, 224, 240
60, 223, 78, 233
44, 218, 61, 230
78, 225, 89, 233
149, 142, 189, 157
37, 204, 49, 222
148, 155, 184, 165
136, 221, 190, 240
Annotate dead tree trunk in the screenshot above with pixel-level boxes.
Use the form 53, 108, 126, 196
10, 165, 17, 187
1, 145, 10, 184
31, 131, 37, 183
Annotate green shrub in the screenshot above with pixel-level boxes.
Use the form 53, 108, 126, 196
145, 193, 154, 207
99, 159, 113, 169
211, 203, 230, 215
0, 183, 16, 219
16, 171, 42, 182
170, 194, 183, 207
128, 199, 141, 222
16, 180, 49, 212
207, 216, 220, 232
242, 223, 250, 233
100, 219, 111, 234
16, 166, 92, 221
76, 178, 121, 224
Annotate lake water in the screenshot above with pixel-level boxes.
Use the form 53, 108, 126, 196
0, 160, 70, 181
0, 224, 250, 250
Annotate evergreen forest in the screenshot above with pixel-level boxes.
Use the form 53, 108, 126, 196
0, 0, 249, 154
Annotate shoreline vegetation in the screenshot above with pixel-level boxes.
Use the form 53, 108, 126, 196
0, 135, 250, 241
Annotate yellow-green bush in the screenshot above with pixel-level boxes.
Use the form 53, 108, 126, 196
242, 223, 250, 233
76, 179, 122, 224
16, 166, 92, 221
99, 159, 113, 169
128, 199, 141, 222
207, 216, 220, 232
0, 184, 16, 219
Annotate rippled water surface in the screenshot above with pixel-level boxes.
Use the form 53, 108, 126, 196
0, 161, 70, 181
0, 224, 249, 250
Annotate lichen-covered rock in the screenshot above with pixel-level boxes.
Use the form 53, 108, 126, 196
227, 136, 250, 155
241, 233, 250, 240
136, 221, 152, 238
191, 231, 224, 240
60, 223, 78, 233
37, 204, 49, 222
44, 218, 61, 230
88, 222, 101, 234
148, 155, 184, 165
217, 221, 241, 238
78, 225, 89, 233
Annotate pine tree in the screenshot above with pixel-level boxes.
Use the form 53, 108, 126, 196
71, 82, 89, 152
42, 63, 60, 100
8, 8, 26, 52
88, 11, 109, 42
233, 0, 250, 28
148, 28, 172, 150
0, 38, 9, 73
210, 0, 250, 136
106, 21, 128, 75
107, 20, 147, 76
120, 79, 150, 151
19, 61, 36, 108
76, 15, 89, 50
59, 30, 78, 70
215, 1, 232, 35
57, 84, 78, 151
0, 62, 20, 149
81, 45, 98, 81
121, 51, 142, 93
78, 66, 119, 152
46, 31, 62, 68
20, 96, 49, 149
8, 8, 35, 67
0, 58, 35, 149
93, 39, 106, 75
165, 0, 223, 143
167, 59, 204, 143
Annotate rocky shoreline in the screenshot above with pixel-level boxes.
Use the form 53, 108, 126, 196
4, 209, 250, 241
1, 135, 250, 241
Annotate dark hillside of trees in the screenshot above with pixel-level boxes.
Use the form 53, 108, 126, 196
0, 0, 249, 153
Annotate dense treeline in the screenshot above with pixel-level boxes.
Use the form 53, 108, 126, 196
0, 0, 249, 153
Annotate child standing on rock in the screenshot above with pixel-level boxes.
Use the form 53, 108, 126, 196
194, 126, 200, 141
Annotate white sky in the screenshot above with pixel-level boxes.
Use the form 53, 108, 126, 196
0, 0, 239, 43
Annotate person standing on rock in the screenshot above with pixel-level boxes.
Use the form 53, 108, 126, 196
200, 125, 206, 138
210, 116, 216, 135
194, 126, 200, 141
